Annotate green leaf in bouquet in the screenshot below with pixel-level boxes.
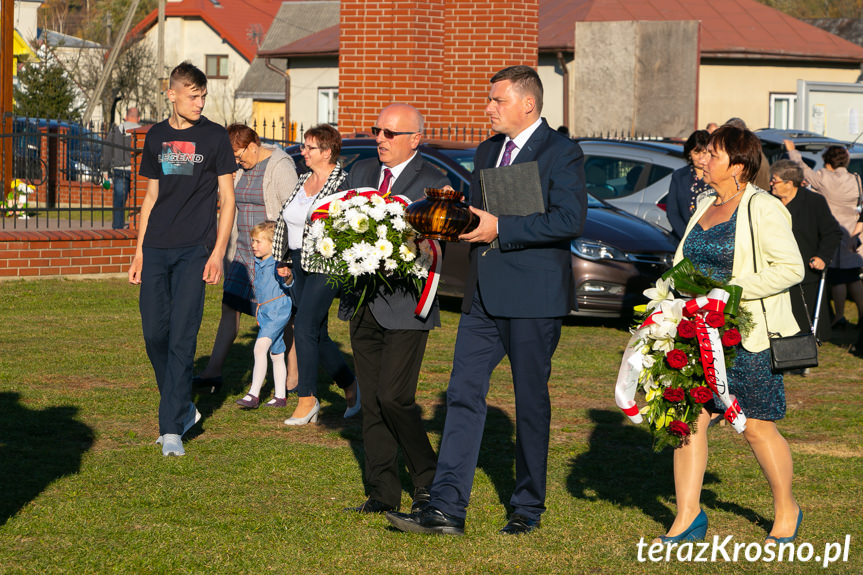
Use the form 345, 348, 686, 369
723, 284, 742, 316
662, 258, 709, 296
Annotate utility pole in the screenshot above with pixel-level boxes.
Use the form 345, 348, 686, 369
81, 0, 142, 126
1, 0, 14, 199
156, 0, 165, 120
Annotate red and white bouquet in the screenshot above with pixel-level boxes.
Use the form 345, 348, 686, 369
305, 187, 441, 318
614, 259, 752, 450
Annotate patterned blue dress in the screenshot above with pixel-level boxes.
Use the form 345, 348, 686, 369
682, 209, 785, 421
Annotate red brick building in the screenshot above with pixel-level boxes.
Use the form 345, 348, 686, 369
337, 0, 539, 135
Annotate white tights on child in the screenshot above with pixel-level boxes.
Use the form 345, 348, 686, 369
242, 337, 287, 401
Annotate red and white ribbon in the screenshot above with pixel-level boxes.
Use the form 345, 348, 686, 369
693, 317, 747, 433
413, 238, 441, 320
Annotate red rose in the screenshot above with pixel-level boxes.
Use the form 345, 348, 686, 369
665, 349, 688, 369
689, 386, 714, 403
677, 319, 697, 339
663, 387, 686, 402
706, 311, 726, 328
721, 328, 742, 347
669, 420, 691, 437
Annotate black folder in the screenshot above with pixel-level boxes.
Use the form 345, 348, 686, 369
479, 161, 545, 249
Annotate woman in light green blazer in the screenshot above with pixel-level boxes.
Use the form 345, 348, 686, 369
659, 126, 805, 545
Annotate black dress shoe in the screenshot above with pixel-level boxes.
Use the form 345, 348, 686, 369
385, 506, 465, 536
411, 486, 431, 513
499, 513, 541, 535
192, 375, 222, 394
343, 498, 397, 514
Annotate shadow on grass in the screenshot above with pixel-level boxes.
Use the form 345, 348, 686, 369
428, 392, 517, 512
567, 409, 768, 533
0, 392, 94, 526
323, 383, 517, 512
189, 328, 257, 437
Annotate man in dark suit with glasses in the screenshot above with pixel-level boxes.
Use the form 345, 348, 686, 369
341, 103, 449, 516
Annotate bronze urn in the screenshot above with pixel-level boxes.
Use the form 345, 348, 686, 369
404, 187, 479, 242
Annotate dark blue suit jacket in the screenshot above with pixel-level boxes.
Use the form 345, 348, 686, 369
463, 120, 587, 317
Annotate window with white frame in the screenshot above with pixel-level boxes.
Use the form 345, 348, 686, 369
205, 55, 229, 79
318, 88, 338, 125
770, 93, 797, 130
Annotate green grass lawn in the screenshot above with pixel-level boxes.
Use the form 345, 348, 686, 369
0, 278, 861, 574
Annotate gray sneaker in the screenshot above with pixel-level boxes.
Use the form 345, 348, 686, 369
154, 403, 201, 450
160, 433, 184, 456
182, 402, 201, 436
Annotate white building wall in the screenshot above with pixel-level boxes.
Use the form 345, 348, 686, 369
142, 18, 253, 125
14, 0, 41, 44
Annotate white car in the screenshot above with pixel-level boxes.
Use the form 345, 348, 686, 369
576, 139, 687, 232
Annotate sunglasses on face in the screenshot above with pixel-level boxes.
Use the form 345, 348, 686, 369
371, 126, 418, 139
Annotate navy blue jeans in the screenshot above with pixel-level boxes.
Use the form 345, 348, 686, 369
290, 249, 354, 398
429, 291, 561, 521
140, 245, 209, 435
112, 168, 130, 229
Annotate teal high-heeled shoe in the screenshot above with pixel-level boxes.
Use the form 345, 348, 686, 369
659, 509, 708, 544
765, 509, 803, 544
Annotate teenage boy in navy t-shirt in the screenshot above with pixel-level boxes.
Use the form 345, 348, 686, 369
129, 61, 237, 457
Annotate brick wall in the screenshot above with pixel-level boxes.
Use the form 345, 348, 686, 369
0, 229, 137, 279
339, 0, 539, 135
1, 131, 146, 280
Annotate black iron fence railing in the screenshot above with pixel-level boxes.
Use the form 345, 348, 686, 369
1, 117, 138, 231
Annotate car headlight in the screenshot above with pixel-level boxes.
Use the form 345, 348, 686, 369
571, 238, 628, 262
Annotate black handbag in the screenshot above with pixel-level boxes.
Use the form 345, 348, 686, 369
747, 195, 819, 372
768, 332, 818, 372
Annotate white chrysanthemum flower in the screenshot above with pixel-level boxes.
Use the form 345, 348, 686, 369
345, 195, 367, 208
342, 245, 358, 263
346, 261, 362, 277
367, 206, 387, 221
328, 199, 343, 217
399, 243, 417, 262
392, 216, 407, 231
370, 194, 386, 207
309, 220, 325, 240
386, 202, 404, 216
383, 258, 397, 272
348, 211, 369, 233
354, 241, 375, 262
374, 239, 393, 259
317, 237, 335, 258
359, 257, 378, 275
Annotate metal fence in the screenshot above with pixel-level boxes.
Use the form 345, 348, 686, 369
1, 117, 135, 231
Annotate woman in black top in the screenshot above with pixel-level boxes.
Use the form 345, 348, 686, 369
769, 160, 842, 342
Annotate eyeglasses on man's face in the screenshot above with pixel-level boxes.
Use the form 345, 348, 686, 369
234, 146, 248, 162
371, 126, 418, 139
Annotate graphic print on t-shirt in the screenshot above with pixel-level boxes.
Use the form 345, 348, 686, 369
159, 141, 203, 176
